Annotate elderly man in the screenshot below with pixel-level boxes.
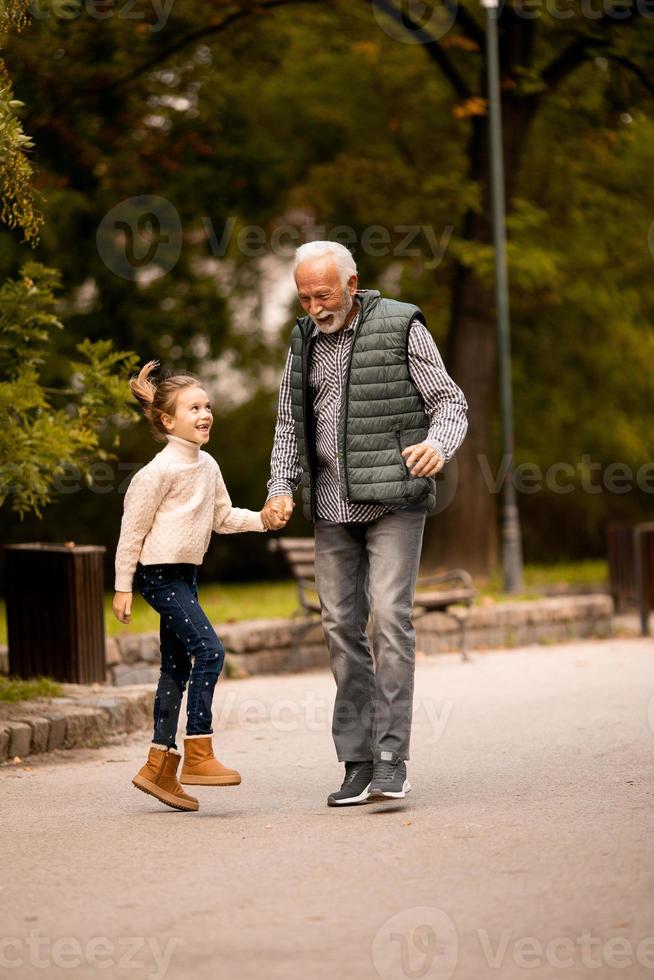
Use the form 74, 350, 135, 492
262, 241, 467, 807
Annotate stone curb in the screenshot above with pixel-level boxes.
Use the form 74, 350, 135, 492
0, 684, 154, 764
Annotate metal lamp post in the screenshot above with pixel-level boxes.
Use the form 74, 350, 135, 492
481, 0, 524, 593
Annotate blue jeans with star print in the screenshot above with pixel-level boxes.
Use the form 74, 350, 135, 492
136, 562, 225, 750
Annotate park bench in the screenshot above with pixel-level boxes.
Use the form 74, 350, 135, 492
268, 537, 476, 661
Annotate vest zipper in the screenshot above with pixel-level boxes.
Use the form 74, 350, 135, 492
396, 430, 409, 479
301, 328, 317, 521
342, 318, 360, 503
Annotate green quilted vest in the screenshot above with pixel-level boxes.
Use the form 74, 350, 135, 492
289, 290, 437, 521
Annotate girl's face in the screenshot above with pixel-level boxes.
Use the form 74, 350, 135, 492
162, 385, 213, 445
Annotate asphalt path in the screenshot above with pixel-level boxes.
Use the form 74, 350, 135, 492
2, 638, 653, 980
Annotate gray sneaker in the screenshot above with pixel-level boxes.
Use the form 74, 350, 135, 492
327, 761, 374, 807
368, 757, 411, 801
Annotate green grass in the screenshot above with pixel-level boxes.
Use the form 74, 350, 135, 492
108, 580, 300, 638
0, 580, 299, 645
0, 561, 608, 644
478, 559, 608, 601
0, 675, 63, 702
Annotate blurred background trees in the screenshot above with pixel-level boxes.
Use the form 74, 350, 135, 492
1, 0, 654, 585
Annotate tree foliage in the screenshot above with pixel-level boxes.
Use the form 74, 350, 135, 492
1, 1, 653, 570
0, 261, 139, 516
0, 0, 42, 243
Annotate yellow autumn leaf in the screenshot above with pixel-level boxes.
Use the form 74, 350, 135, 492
453, 97, 489, 119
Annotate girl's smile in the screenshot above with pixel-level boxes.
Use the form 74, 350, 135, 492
162, 385, 213, 445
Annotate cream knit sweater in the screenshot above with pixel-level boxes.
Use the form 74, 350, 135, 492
114, 434, 265, 592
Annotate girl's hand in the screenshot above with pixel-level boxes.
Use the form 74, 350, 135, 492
113, 591, 132, 624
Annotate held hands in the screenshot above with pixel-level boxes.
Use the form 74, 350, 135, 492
113, 591, 132, 624
261, 495, 295, 531
402, 443, 445, 478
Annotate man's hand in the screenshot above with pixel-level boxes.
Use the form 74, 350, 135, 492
113, 591, 132, 624
261, 495, 295, 531
402, 443, 445, 478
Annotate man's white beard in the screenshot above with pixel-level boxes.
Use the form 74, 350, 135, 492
314, 293, 354, 334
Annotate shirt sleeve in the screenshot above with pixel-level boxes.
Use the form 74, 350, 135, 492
407, 319, 468, 461
266, 347, 303, 499
214, 465, 265, 534
114, 465, 169, 593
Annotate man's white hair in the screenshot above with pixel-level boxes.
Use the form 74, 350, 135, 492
294, 241, 358, 288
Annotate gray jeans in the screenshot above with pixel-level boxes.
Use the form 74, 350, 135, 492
314, 510, 426, 762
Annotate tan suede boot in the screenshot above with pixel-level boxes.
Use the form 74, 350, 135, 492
180, 735, 241, 786
132, 745, 199, 811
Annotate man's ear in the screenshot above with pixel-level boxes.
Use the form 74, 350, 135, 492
347, 274, 358, 298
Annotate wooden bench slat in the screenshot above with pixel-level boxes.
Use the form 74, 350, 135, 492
270, 539, 315, 552
287, 563, 317, 579
284, 551, 316, 564
269, 536, 474, 663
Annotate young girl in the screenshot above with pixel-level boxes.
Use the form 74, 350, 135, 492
113, 361, 270, 812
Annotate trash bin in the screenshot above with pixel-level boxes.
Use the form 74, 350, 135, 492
607, 521, 637, 612
4, 543, 107, 683
607, 521, 654, 634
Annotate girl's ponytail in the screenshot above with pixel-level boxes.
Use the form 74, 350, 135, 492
129, 360, 160, 420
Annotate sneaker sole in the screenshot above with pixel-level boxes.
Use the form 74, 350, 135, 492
367, 779, 412, 802
327, 783, 372, 807
132, 775, 199, 811
179, 774, 241, 786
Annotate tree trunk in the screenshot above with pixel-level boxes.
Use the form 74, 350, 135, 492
422, 87, 537, 578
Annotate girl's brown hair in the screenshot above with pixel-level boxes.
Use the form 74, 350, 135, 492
130, 361, 204, 441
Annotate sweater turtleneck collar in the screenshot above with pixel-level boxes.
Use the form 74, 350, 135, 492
164, 433, 201, 464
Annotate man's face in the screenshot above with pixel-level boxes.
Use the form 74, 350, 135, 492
295, 258, 358, 334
